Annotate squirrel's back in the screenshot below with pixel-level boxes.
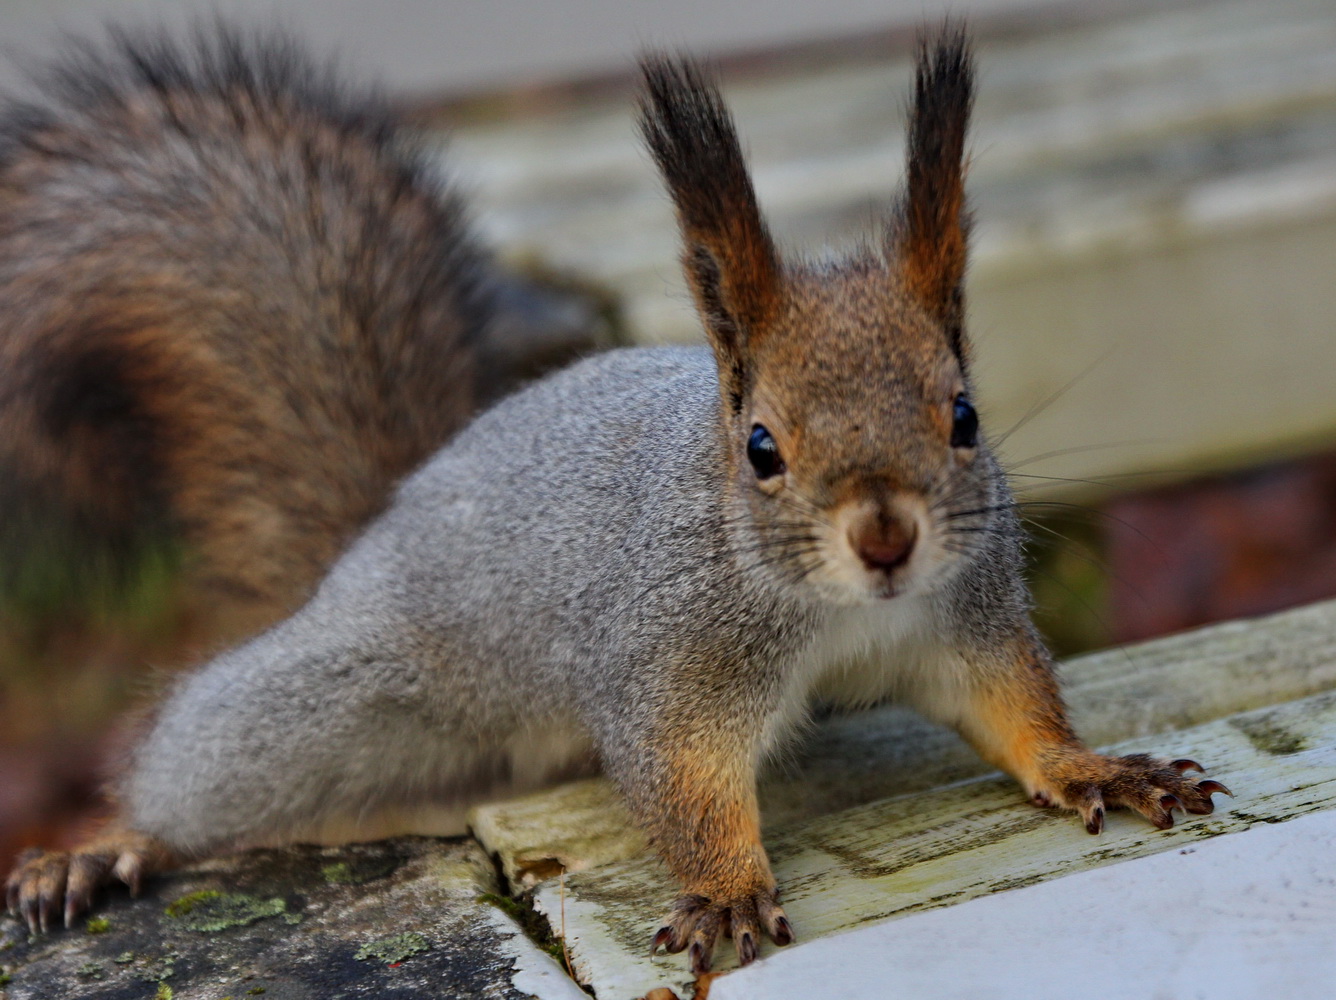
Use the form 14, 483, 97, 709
0, 28, 492, 638
348, 344, 731, 658
321, 345, 814, 722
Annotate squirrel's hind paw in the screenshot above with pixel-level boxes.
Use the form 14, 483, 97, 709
1037, 752, 1231, 835
651, 887, 793, 974
5, 832, 172, 933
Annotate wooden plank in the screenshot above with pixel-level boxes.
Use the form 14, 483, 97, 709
469, 597, 1336, 888
709, 808, 1336, 1000
439, 0, 1336, 496
535, 688, 1336, 999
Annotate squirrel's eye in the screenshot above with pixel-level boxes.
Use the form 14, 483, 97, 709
951, 395, 978, 449
747, 424, 786, 480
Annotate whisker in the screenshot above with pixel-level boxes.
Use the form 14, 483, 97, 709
1014, 500, 1164, 553
1008, 472, 1141, 494
989, 349, 1115, 451
1003, 440, 1161, 474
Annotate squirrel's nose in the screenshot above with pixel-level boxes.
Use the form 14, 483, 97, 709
851, 516, 917, 574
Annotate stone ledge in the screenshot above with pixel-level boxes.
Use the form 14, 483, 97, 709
0, 838, 582, 1000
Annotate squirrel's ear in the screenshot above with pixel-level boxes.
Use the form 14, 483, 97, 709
890, 25, 974, 360
639, 54, 780, 412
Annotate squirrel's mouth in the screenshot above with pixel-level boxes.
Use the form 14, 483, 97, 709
773, 494, 962, 605
871, 578, 904, 600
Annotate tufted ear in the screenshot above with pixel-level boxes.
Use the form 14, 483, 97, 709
638, 54, 780, 413
891, 25, 974, 361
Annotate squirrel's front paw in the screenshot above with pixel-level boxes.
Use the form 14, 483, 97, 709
651, 887, 793, 974
5, 832, 168, 932
1034, 752, 1231, 834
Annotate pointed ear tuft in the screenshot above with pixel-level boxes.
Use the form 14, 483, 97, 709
892, 24, 974, 357
638, 54, 780, 403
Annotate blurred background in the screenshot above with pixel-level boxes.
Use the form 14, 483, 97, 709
2, 0, 1335, 872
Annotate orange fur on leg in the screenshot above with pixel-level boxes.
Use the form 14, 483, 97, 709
955, 633, 1229, 834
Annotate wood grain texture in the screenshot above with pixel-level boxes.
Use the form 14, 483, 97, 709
471, 595, 1336, 887
535, 686, 1336, 998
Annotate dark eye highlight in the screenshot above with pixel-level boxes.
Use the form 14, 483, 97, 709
746, 424, 785, 480
951, 395, 978, 449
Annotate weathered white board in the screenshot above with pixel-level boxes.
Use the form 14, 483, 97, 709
471, 597, 1336, 888
440, 0, 1336, 496
534, 688, 1336, 998
710, 807, 1336, 1000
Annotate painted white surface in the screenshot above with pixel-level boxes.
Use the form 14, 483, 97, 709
477, 905, 591, 1000
710, 808, 1336, 1000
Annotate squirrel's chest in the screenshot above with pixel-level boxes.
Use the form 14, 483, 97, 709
759, 597, 951, 754
799, 597, 956, 708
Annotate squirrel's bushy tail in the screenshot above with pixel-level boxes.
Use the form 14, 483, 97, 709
0, 26, 491, 634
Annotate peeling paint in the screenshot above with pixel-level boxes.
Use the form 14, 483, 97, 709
534, 685, 1336, 999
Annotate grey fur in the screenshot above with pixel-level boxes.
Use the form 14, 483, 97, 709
125, 345, 1027, 853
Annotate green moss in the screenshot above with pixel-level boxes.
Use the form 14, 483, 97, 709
319, 855, 400, 885
164, 890, 286, 932
354, 931, 431, 965
114, 951, 135, 964
1230, 715, 1309, 756
0, 972, 11, 986
247, 989, 267, 996
77, 961, 105, 980
133, 954, 177, 984
476, 892, 526, 920
164, 889, 221, 917
477, 892, 572, 976
155, 984, 174, 1000
85, 916, 111, 934
320, 862, 354, 884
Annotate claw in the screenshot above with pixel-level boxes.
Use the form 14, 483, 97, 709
1171, 759, 1204, 774
1085, 806, 1105, 835
22, 894, 40, 935
65, 854, 110, 928
656, 888, 786, 971
6, 849, 39, 917
1160, 794, 1181, 812
651, 925, 673, 957
114, 853, 144, 897
38, 891, 59, 933
737, 930, 758, 966
1197, 780, 1231, 798
688, 941, 711, 975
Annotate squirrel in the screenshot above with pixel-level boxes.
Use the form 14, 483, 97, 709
6, 25, 1229, 975
0, 26, 597, 650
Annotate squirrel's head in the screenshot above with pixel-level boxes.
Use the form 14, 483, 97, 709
641, 27, 995, 605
